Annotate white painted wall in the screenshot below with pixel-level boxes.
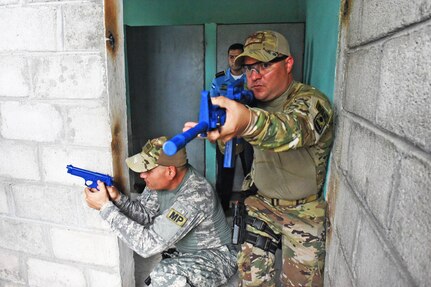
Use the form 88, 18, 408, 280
0, 0, 133, 286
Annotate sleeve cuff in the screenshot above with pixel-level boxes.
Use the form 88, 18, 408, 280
99, 201, 115, 219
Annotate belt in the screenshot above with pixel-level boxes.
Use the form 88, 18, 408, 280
245, 232, 278, 255
258, 192, 321, 207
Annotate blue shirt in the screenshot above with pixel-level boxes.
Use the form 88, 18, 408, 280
210, 68, 246, 97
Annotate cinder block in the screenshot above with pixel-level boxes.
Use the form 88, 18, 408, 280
0, 6, 58, 51
326, 163, 340, 227
0, 0, 20, 5
345, 0, 363, 47
324, 226, 339, 285
0, 280, 27, 287
346, 124, 372, 199
51, 228, 119, 266
360, 0, 431, 43
117, 241, 135, 287
347, 123, 398, 227
68, 106, 111, 147
334, 116, 352, 173
63, 3, 104, 51
354, 221, 410, 287
330, 234, 354, 287
344, 45, 382, 123
0, 219, 49, 256
0, 102, 62, 142
390, 155, 431, 286
333, 178, 360, 266
377, 25, 431, 153
0, 249, 24, 283
30, 54, 105, 99
41, 146, 112, 186
0, 142, 40, 180
28, 0, 67, 2
27, 258, 86, 287
0, 56, 30, 97
12, 184, 79, 225
0, 185, 9, 214
88, 269, 122, 287
76, 193, 111, 231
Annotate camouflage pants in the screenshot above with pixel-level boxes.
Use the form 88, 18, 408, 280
237, 195, 326, 287
150, 245, 237, 287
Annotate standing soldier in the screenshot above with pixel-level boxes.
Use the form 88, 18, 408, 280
185, 30, 334, 286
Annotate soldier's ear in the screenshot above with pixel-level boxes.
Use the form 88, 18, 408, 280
285, 56, 294, 73
167, 166, 176, 179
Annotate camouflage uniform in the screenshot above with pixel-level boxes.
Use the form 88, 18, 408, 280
238, 81, 333, 287
99, 166, 237, 287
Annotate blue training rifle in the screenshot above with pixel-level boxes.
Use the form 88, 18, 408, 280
163, 79, 254, 168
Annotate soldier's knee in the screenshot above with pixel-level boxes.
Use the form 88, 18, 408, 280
150, 267, 189, 287
237, 242, 277, 287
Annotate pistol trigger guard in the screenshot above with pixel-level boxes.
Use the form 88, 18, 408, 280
85, 180, 94, 188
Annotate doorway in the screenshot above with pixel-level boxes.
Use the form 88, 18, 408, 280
126, 25, 205, 190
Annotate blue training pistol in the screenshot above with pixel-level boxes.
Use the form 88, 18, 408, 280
66, 164, 113, 189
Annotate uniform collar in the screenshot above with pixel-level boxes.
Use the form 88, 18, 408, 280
226, 68, 245, 81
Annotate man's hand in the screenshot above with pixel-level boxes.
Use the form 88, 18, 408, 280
106, 185, 121, 202
207, 96, 251, 142
182, 121, 212, 142
183, 122, 198, 132
84, 180, 111, 210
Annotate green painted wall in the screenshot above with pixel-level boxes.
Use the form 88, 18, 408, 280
304, 0, 340, 102
124, 0, 305, 26
304, 0, 341, 198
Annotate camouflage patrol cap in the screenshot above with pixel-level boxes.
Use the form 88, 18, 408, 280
234, 30, 291, 66
125, 136, 187, 173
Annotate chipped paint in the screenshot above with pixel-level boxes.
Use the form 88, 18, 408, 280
340, 0, 351, 28
111, 120, 126, 192
325, 164, 340, 244
104, 0, 119, 57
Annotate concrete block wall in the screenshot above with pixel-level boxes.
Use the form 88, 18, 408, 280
325, 0, 431, 286
0, 0, 133, 286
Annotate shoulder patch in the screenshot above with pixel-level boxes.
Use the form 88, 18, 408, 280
314, 101, 330, 135
215, 71, 225, 78
166, 208, 188, 227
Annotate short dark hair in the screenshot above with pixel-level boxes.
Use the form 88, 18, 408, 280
228, 43, 244, 53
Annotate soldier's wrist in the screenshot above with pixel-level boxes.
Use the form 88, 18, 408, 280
241, 108, 258, 137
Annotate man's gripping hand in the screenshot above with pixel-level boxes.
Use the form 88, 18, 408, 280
84, 180, 121, 210
207, 96, 252, 142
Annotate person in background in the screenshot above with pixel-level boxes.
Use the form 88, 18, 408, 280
184, 30, 333, 286
210, 43, 253, 212
84, 136, 237, 287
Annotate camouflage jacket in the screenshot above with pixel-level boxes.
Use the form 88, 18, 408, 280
243, 81, 334, 200
99, 166, 231, 257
